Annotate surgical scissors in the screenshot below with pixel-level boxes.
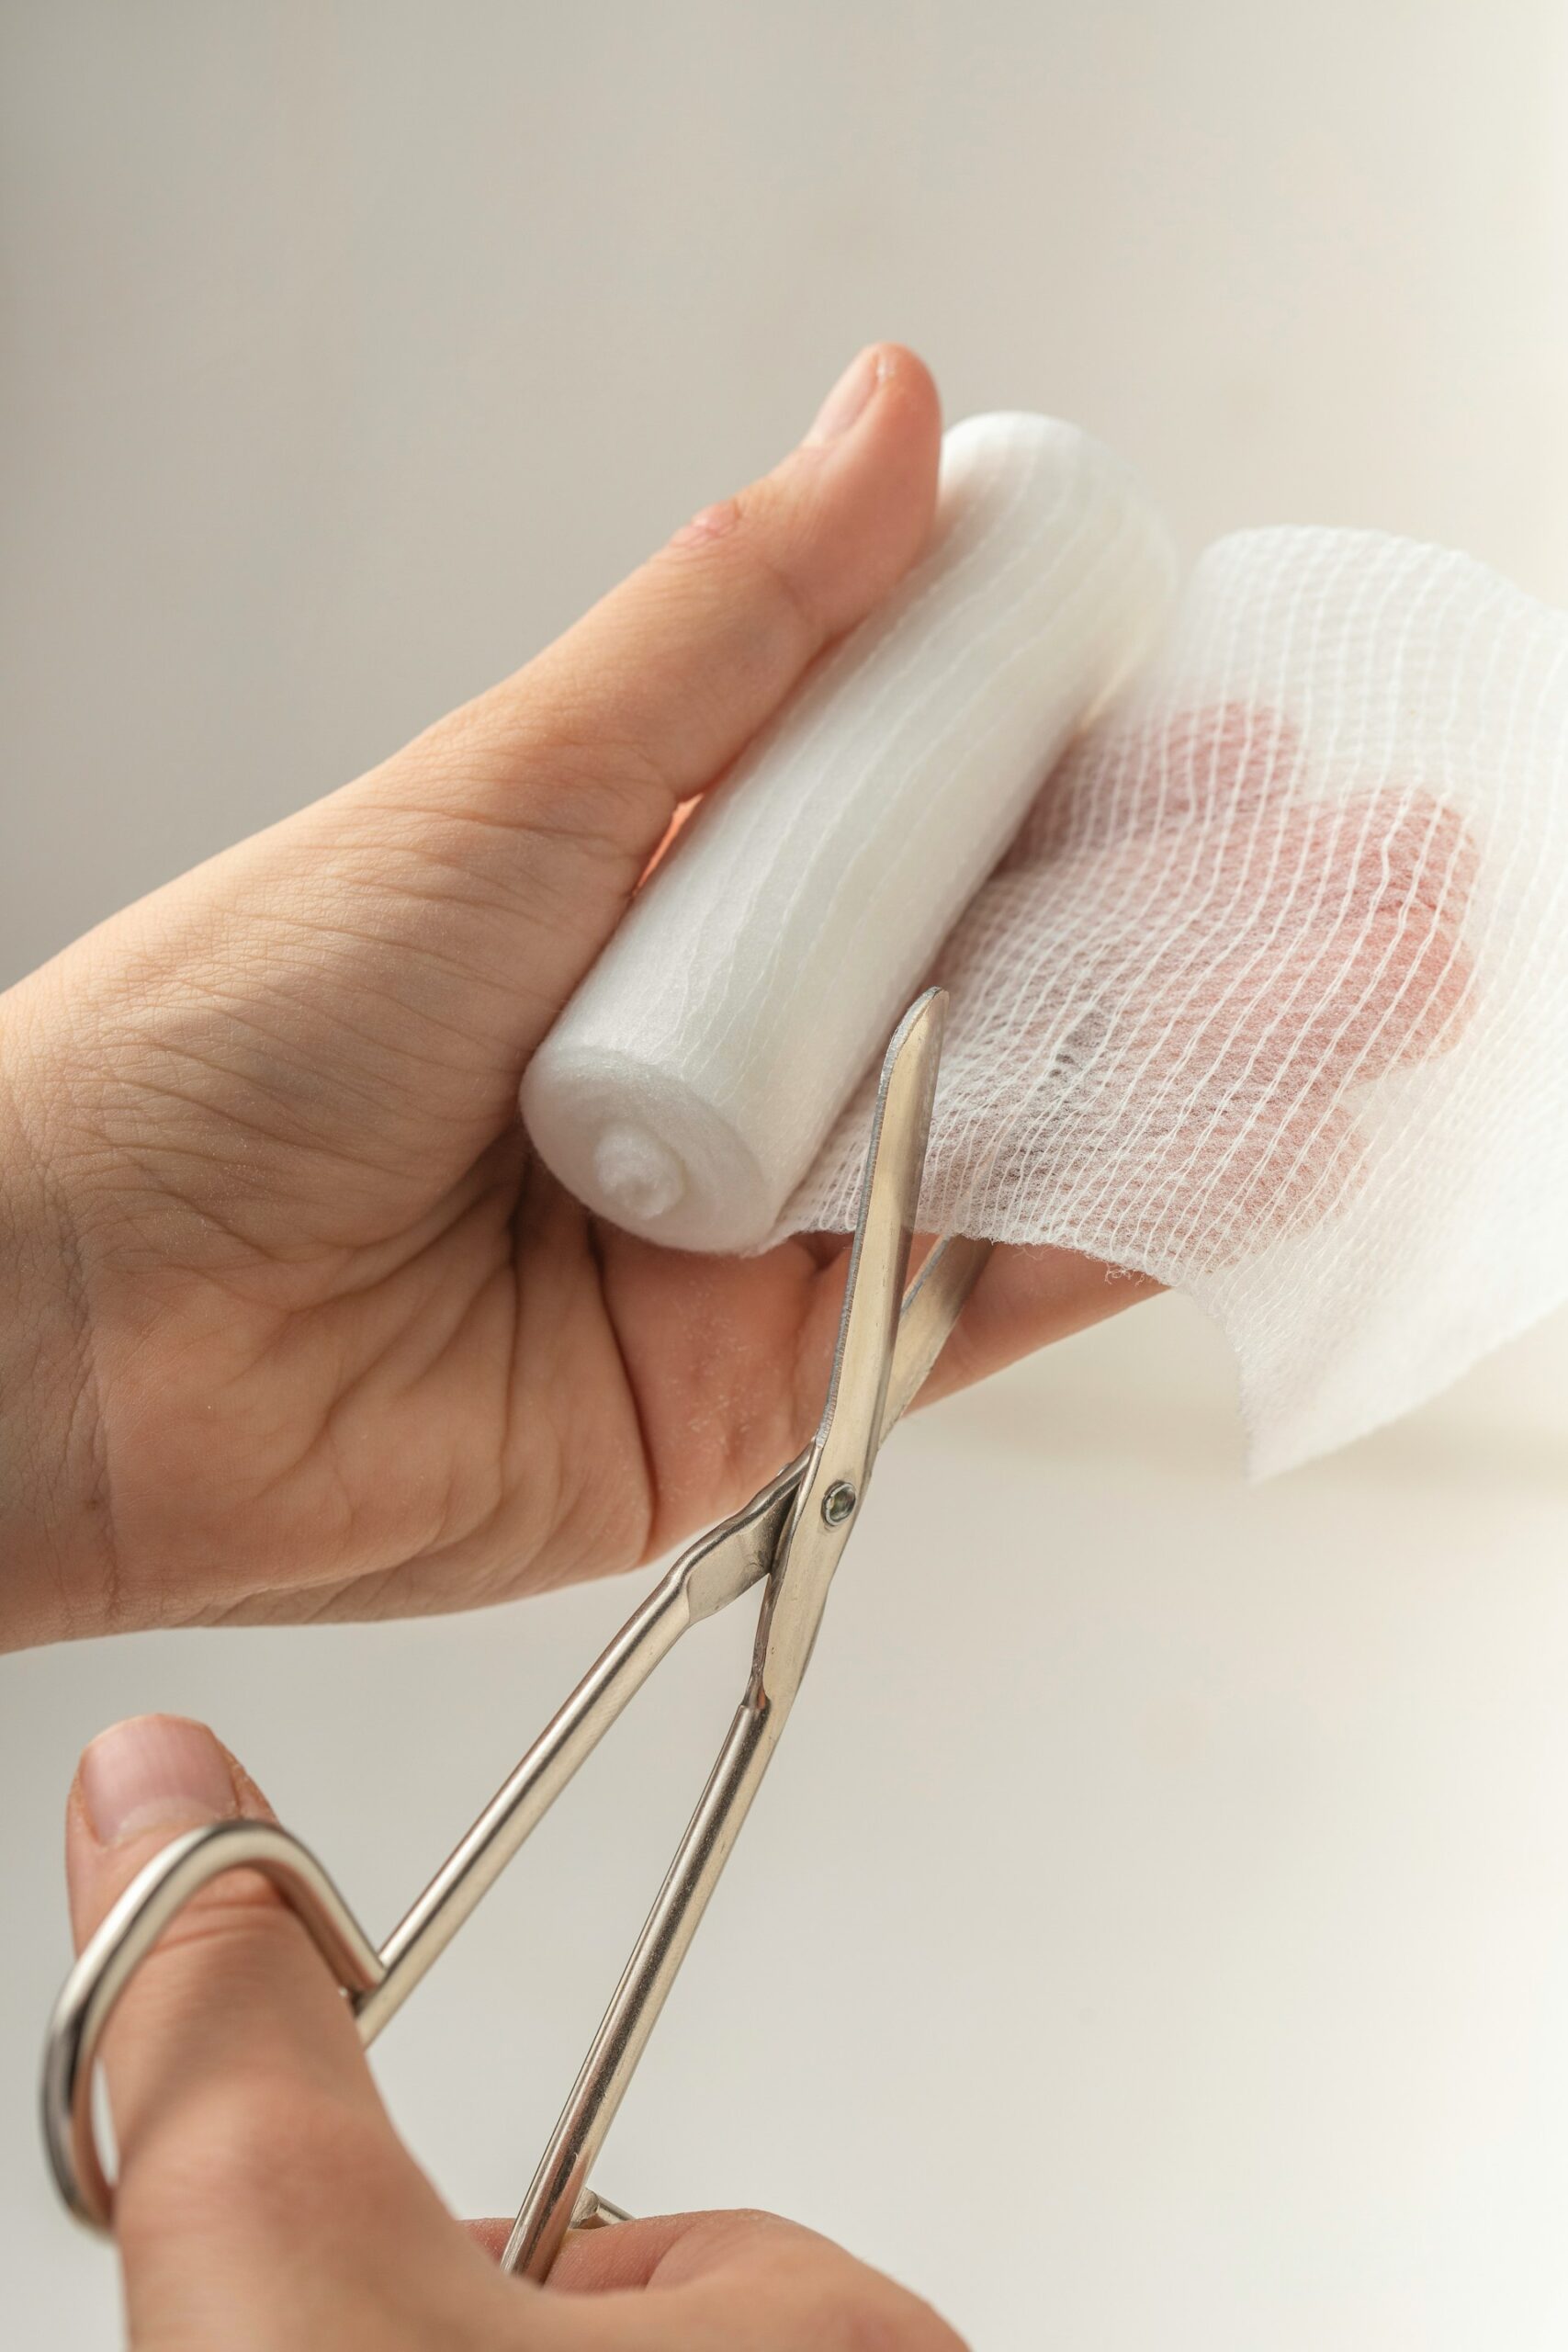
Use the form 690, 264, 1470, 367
42, 987, 991, 2281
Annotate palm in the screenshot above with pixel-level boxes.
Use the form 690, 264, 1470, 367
39, 886, 1121, 1637
45, 908, 854, 1632
192, 1190, 850, 1632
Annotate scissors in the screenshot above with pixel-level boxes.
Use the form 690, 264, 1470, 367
42, 986, 990, 2281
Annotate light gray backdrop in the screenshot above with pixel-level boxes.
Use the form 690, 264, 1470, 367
4, 6, 1568, 2345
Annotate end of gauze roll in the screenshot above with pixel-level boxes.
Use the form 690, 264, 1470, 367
592, 1125, 686, 1222
522, 1044, 778, 1250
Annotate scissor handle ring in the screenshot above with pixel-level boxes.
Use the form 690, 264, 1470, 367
41, 1818, 385, 2232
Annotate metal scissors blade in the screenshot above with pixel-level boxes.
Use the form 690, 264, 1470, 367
748, 986, 945, 1706
41, 989, 994, 2283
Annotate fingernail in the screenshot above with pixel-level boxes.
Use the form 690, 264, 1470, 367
79, 1715, 239, 1846
805, 346, 883, 446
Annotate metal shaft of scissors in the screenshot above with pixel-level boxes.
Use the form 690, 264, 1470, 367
42, 991, 992, 2272
504, 987, 960, 2275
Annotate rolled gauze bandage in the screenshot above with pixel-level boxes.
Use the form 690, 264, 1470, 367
522, 413, 1178, 1250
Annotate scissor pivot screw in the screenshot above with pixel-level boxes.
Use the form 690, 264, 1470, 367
821, 1480, 858, 1527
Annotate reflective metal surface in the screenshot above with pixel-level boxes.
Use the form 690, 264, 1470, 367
40, 991, 991, 2276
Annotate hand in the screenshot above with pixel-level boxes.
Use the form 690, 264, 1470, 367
65, 1713, 968, 2351
0, 345, 1152, 1647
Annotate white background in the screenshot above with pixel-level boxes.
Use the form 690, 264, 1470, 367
3, 5, 1567, 2345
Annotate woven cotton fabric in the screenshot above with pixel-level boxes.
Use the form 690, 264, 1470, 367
524, 415, 1175, 1251
783, 529, 1568, 1471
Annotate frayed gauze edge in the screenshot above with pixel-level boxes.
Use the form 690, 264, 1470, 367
778, 527, 1568, 1475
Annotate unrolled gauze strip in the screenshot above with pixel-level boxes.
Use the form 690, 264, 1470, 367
784, 528, 1568, 1473
522, 413, 1178, 1250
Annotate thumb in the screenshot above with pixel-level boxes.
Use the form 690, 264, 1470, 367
349, 341, 943, 1047
64, 1714, 514, 2348
59, 345, 942, 1242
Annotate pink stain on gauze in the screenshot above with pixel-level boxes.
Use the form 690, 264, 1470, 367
786, 528, 1568, 1472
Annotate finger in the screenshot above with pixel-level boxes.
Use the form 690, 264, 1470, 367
460, 344, 942, 817
115, 346, 942, 1235
913, 1240, 1162, 1410
66, 1715, 514, 2348
319, 344, 943, 1056
536, 2207, 967, 2349
590, 1218, 1159, 1567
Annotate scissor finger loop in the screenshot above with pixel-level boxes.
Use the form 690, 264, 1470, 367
43, 1819, 384, 2230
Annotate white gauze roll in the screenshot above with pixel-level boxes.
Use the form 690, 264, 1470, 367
785, 529, 1568, 1472
522, 413, 1178, 1250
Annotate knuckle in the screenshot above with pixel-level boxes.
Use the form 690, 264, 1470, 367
667, 483, 828, 673
668, 494, 743, 552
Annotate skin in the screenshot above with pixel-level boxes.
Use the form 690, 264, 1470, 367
0, 343, 1150, 1652
9, 345, 1154, 2341
66, 1713, 971, 2350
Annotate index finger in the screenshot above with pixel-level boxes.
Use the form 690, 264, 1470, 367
475, 2206, 969, 2349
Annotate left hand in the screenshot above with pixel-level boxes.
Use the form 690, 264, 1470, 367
0, 344, 1151, 1648
64, 1712, 969, 2351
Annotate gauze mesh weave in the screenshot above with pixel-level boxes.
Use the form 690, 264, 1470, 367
522, 416, 1175, 1252
782, 529, 1568, 1472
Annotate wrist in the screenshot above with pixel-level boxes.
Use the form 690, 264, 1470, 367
0, 978, 112, 1648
